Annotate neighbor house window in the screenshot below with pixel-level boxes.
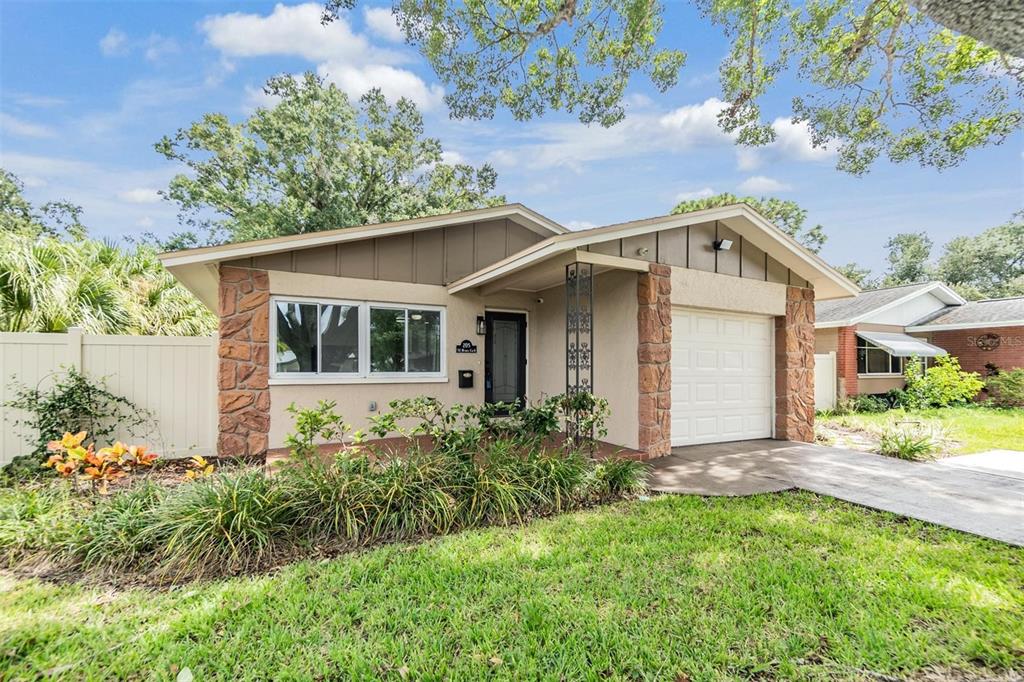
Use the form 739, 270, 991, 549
856, 337, 902, 375
272, 297, 444, 379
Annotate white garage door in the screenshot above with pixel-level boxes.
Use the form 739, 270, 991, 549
671, 308, 774, 447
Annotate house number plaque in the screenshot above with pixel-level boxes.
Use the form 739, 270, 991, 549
455, 339, 478, 353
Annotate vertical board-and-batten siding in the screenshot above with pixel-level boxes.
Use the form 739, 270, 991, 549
583, 220, 811, 288
223, 219, 544, 286
0, 330, 217, 466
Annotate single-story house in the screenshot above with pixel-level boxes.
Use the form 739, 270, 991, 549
815, 281, 1024, 398
160, 203, 858, 460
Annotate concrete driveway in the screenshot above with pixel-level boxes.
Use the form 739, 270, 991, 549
648, 440, 1024, 546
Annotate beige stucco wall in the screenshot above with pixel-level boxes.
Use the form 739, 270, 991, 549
266, 270, 539, 447
531, 270, 640, 450
815, 327, 838, 354
669, 267, 788, 315
264, 269, 639, 451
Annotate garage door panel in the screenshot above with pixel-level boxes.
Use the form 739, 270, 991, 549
671, 308, 774, 447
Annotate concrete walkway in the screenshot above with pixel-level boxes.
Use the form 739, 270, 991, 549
648, 440, 1024, 546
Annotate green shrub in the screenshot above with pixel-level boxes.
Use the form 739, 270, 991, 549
903, 354, 985, 408
0, 484, 82, 564
279, 450, 377, 543
985, 368, 1024, 408
146, 469, 292, 578
68, 482, 164, 569
838, 394, 889, 414
365, 447, 459, 539
2, 368, 153, 484
587, 458, 649, 499
877, 424, 941, 461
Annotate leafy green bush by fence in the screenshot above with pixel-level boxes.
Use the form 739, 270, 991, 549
2, 368, 151, 483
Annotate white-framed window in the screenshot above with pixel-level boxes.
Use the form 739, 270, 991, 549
856, 336, 903, 375
270, 296, 446, 381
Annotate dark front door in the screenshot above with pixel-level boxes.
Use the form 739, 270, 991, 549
485, 311, 527, 406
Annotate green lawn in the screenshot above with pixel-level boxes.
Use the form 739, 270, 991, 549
819, 407, 1024, 454
2, 492, 1021, 680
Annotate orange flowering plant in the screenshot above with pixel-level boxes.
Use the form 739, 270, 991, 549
43, 431, 158, 494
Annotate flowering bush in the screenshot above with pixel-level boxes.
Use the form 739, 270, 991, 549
42, 431, 158, 494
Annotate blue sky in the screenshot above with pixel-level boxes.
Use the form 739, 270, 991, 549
1, 1, 1021, 274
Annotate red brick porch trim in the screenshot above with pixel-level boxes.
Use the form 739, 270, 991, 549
217, 265, 270, 457
637, 264, 672, 458
775, 286, 815, 442
836, 324, 859, 398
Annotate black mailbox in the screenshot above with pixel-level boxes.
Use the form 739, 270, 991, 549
458, 370, 474, 388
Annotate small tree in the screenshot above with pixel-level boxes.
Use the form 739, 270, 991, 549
903, 355, 984, 408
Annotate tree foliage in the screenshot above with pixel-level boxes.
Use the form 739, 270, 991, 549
881, 231, 933, 287
835, 262, 877, 288
0, 171, 215, 336
671, 192, 826, 252
935, 211, 1024, 299
155, 73, 504, 246
344, 0, 1024, 174
863, 212, 1023, 299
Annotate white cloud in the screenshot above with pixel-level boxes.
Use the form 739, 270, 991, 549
736, 118, 836, 170
200, 3, 444, 110
99, 28, 128, 56
440, 150, 466, 165
363, 7, 404, 42
674, 187, 715, 202
118, 188, 162, 204
0, 152, 182, 242
487, 98, 734, 173
12, 93, 66, 108
20, 176, 47, 188
144, 34, 180, 62
137, 216, 155, 229
737, 175, 792, 194
319, 61, 444, 110
201, 3, 396, 64
565, 220, 596, 231
243, 83, 283, 112
0, 113, 56, 139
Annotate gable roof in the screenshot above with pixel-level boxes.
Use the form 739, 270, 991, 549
815, 281, 965, 327
447, 203, 860, 300
158, 203, 567, 269
907, 296, 1024, 331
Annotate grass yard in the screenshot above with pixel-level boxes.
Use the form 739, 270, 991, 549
2, 492, 1021, 681
819, 407, 1024, 455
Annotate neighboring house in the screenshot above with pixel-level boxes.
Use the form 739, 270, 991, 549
815, 281, 1024, 399
161, 203, 857, 460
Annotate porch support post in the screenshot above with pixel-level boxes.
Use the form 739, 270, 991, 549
637, 264, 672, 459
774, 286, 815, 442
565, 262, 594, 444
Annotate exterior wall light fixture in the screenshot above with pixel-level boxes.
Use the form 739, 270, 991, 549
476, 315, 487, 335
713, 239, 733, 251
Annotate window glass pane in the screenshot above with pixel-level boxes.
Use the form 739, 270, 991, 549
275, 302, 318, 373
866, 349, 891, 374
370, 308, 406, 373
857, 349, 867, 374
320, 304, 359, 373
891, 355, 902, 374
407, 309, 441, 372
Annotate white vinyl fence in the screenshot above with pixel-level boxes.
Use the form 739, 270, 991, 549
814, 351, 837, 412
0, 329, 217, 466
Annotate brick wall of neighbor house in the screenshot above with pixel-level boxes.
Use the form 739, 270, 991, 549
927, 326, 1024, 376
637, 264, 672, 459
217, 266, 271, 458
835, 325, 859, 398
775, 286, 815, 442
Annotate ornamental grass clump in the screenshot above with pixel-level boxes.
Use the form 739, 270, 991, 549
0, 484, 83, 565
68, 481, 164, 570
145, 469, 292, 579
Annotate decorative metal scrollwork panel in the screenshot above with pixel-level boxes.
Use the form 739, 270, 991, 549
565, 262, 594, 396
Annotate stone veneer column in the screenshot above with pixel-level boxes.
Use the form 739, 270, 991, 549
775, 286, 815, 442
637, 264, 672, 459
217, 265, 270, 458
